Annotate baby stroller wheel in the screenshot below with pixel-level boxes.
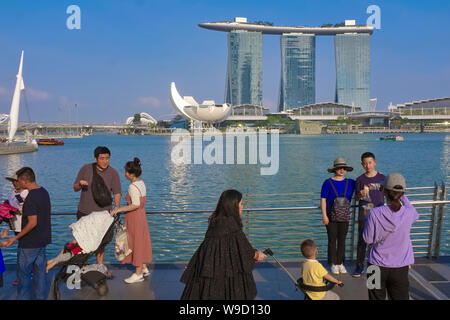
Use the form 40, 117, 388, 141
95, 279, 108, 296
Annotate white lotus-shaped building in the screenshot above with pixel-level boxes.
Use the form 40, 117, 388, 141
170, 82, 231, 124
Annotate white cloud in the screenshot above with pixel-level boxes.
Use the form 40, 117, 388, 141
26, 88, 51, 101
0, 86, 9, 96
137, 96, 161, 108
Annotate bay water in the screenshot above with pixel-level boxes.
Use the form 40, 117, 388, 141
0, 133, 448, 263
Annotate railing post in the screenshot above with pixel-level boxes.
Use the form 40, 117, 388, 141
427, 182, 439, 259
349, 194, 357, 262
245, 188, 250, 240
433, 182, 447, 259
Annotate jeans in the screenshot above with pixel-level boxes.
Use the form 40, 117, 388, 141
326, 221, 349, 265
355, 220, 367, 267
17, 247, 47, 300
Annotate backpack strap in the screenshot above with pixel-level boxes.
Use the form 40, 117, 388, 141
344, 178, 349, 197
130, 183, 142, 197
328, 179, 339, 197
329, 178, 348, 198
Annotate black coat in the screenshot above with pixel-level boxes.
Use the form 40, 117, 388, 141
180, 215, 257, 300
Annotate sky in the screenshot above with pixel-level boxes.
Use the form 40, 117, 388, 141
0, 0, 449, 124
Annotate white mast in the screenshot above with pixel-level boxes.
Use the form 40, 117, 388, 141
8, 50, 25, 142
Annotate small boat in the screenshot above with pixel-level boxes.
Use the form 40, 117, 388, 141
37, 138, 64, 145
380, 135, 404, 141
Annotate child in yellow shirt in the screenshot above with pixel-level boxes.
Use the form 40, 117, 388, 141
301, 239, 343, 300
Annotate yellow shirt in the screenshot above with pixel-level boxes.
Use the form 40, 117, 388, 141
302, 259, 329, 300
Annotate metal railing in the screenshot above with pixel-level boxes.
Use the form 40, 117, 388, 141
42, 183, 450, 264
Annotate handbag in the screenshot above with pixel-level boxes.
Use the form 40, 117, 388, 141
114, 221, 132, 261
91, 163, 112, 208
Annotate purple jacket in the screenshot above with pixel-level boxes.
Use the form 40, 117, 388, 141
363, 195, 419, 268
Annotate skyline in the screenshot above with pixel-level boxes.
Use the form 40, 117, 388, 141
0, 0, 449, 123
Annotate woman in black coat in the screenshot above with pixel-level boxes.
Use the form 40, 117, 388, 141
180, 189, 267, 300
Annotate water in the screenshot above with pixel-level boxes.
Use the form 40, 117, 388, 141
0, 133, 449, 263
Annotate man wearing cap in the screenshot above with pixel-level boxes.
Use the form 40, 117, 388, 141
363, 173, 419, 300
320, 158, 355, 275
6, 174, 29, 234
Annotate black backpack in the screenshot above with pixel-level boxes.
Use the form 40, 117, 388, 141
328, 179, 351, 222
91, 163, 112, 208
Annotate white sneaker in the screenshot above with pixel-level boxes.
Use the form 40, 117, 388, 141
124, 273, 144, 284
142, 266, 150, 277
331, 264, 340, 274
338, 264, 347, 274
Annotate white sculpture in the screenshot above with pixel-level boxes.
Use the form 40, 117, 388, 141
170, 82, 231, 124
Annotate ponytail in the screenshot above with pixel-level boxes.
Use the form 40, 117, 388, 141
384, 187, 404, 212
125, 157, 142, 177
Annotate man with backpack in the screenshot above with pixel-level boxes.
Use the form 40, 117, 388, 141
320, 158, 355, 275
73, 146, 121, 265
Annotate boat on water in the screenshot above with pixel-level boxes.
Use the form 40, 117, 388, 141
0, 51, 38, 155
37, 138, 64, 146
380, 135, 404, 141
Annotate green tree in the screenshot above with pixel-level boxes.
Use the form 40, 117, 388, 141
133, 113, 141, 124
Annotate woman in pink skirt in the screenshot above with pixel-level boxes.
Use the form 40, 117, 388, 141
111, 157, 152, 283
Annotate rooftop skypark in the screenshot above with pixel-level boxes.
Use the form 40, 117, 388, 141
198, 18, 374, 35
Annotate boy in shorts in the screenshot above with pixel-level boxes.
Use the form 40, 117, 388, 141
301, 239, 343, 300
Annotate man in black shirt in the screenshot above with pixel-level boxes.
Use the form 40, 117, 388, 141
5, 167, 51, 300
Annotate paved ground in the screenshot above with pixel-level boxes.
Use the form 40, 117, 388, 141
1, 257, 449, 300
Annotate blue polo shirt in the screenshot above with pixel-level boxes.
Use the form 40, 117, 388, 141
321, 178, 355, 213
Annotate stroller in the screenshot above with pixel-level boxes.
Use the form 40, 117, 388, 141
52, 214, 120, 300
263, 248, 343, 300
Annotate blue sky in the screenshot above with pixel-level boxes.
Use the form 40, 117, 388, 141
0, 0, 449, 123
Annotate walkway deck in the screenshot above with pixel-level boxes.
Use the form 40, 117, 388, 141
1, 257, 449, 300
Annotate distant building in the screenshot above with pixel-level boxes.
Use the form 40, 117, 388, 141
388, 97, 450, 119
278, 34, 315, 111
334, 33, 371, 111
288, 102, 361, 120
125, 112, 157, 126
227, 104, 269, 121
347, 111, 398, 126
170, 82, 231, 125
200, 17, 374, 113
225, 30, 263, 106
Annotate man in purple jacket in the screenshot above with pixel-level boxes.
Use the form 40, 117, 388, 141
363, 173, 418, 300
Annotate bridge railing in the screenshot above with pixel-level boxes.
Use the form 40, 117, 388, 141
21, 183, 446, 265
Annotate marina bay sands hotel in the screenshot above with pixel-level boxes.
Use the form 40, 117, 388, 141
199, 18, 374, 112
